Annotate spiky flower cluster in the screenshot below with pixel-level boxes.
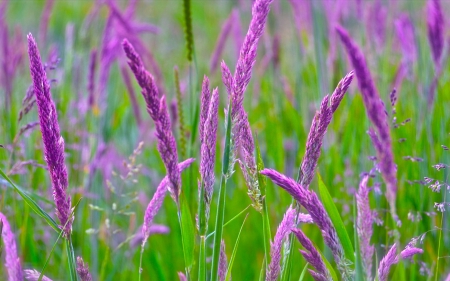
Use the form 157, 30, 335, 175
27, 33, 72, 236
298, 71, 354, 187
292, 229, 332, 281
266, 206, 297, 281
199, 76, 220, 222
261, 169, 352, 280
221, 0, 274, 210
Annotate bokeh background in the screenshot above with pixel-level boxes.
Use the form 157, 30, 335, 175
0, 0, 449, 280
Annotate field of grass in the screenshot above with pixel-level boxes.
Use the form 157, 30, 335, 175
0, 0, 449, 280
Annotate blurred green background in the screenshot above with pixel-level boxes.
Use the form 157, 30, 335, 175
0, 0, 449, 280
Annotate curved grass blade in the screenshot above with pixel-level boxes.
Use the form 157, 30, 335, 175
66, 236, 77, 281
225, 213, 249, 281
205, 204, 251, 240
298, 263, 309, 281
317, 173, 355, 264
178, 190, 196, 276
39, 197, 82, 281
0, 168, 59, 232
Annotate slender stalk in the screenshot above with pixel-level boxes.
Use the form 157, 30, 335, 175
280, 201, 298, 281
177, 203, 191, 280
211, 104, 232, 281
199, 236, 206, 281
261, 199, 271, 271
138, 243, 144, 281
198, 182, 207, 281
66, 236, 78, 281
211, 175, 227, 281
434, 172, 448, 281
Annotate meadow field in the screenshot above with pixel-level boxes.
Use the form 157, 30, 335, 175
0, 0, 449, 280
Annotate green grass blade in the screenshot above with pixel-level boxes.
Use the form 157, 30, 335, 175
298, 263, 309, 281
225, 213, 249, 281
174, 66, 187, 159
205, 204, 251, 240
39, 197, 82, 281
0, 168, 59, 232
179, 191, 196, 273
317, 173, 355, 264
211, 175, 227, 281
66, 237, 78, 281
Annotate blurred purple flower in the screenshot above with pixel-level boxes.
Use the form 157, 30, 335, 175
24, 269, 53, 281
219, 240, 228, 281
427, 0, 444, 66
87, 49, 97, 108
27, 33, 72, 236
76, 257, 92, 281
378, 244, 423, 281
210, 10, 235, 74
356, 175, 374, 280
0, 213, 23, 281
395, 14, 417, 68
336, 26, 399, 225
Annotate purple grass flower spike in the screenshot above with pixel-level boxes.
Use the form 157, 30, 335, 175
210, 10, 235, 74
218, 240, 228, 281
76, 257, 92, 281
221, 60, 233, 97
0, 213, 23, 281
336, 26, 399, 226
200, 76, 211, 145
223, 0, 273, 181
378, 244, 423, 281
87, 49, 97, 108
356, 175, 374, 280
395, 14, 417, 69
231, 0, 274, 119
200, 86, 219, 221
142, 158, 195, 243
260, 168, 351, 280
23, 269, 53, 281
378, 244, 398, 281
266, 206, 297, 281
427, 0, 444, 66
27, 33, 73, 236
298, 71, 354, 187
292, 229, 332, 281
297, 213, 313, 224
178, 272, 187, 281
122, 39, 181, 203
400, 247, 423, 260
239, 117, 262, 211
